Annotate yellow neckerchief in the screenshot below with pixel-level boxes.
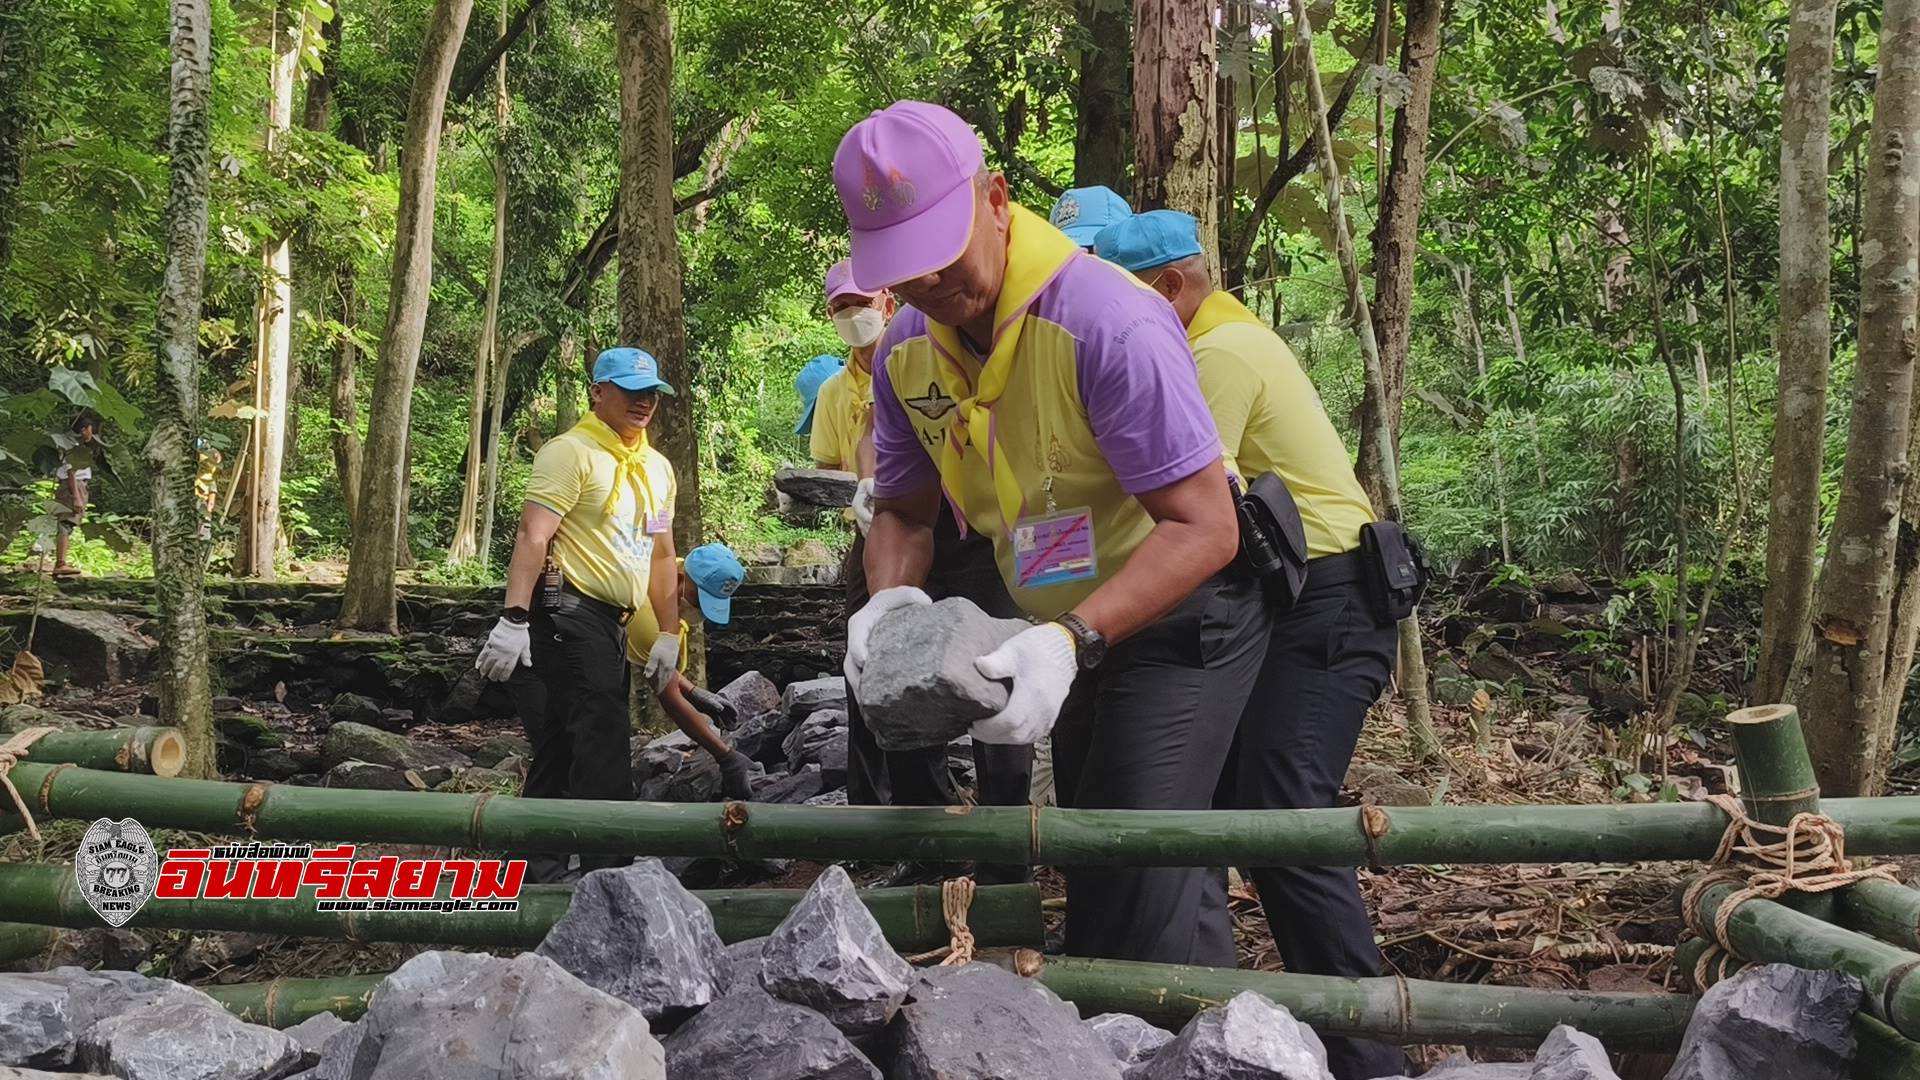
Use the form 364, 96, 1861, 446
925, 204, 1081, 531
1185, 289, 1266, 343
844, 356, 874, 441
572, 413, 658, 519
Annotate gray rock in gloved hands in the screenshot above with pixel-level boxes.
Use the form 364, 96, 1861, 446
858, 597, 1031, 751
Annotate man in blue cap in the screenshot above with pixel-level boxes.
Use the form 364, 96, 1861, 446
626, 542, 757, 800
793, 355, 846, 445
1048, 184, 1133, 250
477, 346, 683, 882
1095, 209, 1404, 1080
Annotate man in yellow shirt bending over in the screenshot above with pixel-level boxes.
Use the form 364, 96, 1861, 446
624, 543, 755, 800
474, 346, 681, 883
1096, 209, 1405, 1080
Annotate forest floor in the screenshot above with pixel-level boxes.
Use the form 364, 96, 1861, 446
3, 565, 1909, 1072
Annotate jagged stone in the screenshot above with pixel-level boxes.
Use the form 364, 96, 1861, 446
718, 671, 783, 724
1531, 1025, 1619, 1080
1381, 1056, 1529, 1079
784, 708, 848, 774
22, 609, 153, 686
471, 734, 533, 768
804, 788, 848, 807
320, 721, 469, 777
759, 865, 912, 1035
637, 744, 724, 803
285, 1012, 351, 1053
732, 709, 795, 765
758, 765, 828, 805
535, 859, 730, 1025
96, 931, 150, 972
338, 950, 664, 1079
1136, 991, 1332, 1080
215, 712, 284, 749
322, 760, 424, 791
0, 1068, 117, 1079
245, 748, 306, 782
775, 467, 859, 507
0, 968, 209, 1069
725, 937, 769, 991
859, 598, 1028, 750
1664, 963, 1860, 1080
176, 932, 271, 976
888, 963, 1124, 1080
327, 693, 385, 728
784, 539, 840, 566
75, 996, 304, 1080
665, 986, 879, 1079
782, 676, 848, 721
1087, 1012, 1176, 1066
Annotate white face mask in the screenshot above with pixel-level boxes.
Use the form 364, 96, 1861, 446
832, 307, 886, 349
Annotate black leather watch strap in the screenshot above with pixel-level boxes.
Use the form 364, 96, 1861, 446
1056, 612, 1106, 670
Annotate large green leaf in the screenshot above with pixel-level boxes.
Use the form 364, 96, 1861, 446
48, 367, 99, 407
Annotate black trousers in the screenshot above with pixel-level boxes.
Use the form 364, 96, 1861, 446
506, 590, 635, 880
1217, 574, 1406, 1080
1051, 573, 1269, 965
844, 509, 1034, 839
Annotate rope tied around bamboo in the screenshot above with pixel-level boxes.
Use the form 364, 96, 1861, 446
0, 726, 57, 843
939, 876, 976, 966
1682, 792, 1898, 980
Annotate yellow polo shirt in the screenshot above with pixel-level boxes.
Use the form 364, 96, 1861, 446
808, 364, 872, 472
525, 420, 677, 612
1187, 293, 1373, 558
624, 557, 690, 670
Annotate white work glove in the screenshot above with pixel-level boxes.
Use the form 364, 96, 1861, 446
475, 617, 532, 682
844, 585, 931, 695
852, 477, 876, 536
971, 623, 1078, 745
643, 632, 680, 693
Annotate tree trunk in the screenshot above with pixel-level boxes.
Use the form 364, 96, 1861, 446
476, 6, 511, 570
1798, 0, 1920, 797
1454, 264, 1511, 563
555, 333, 581, 433
302, 0, 342, 131
339, 0, 474, 630
1073, 0, 1131, 195
446, 334, 489, 562
148, 0, 217, 778
1287, 0, 1441, 763
1132, 0, 1218, 281
1757, 0, 1840, 705
244, 0, 300, 579
330, 279, 362, 529
0, 0, 40, 292
1500, 269, 1549, 488
1355, 0, 1442, 510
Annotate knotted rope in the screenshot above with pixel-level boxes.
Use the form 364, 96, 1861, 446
938, 876, 977, 967
1679, 792, 1897, 987
0, 726, 57, 843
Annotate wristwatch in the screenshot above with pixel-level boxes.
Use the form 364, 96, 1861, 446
1055, 612, 1107, 670
503, 606, 530, 625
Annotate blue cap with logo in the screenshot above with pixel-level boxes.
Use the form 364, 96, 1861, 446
1049, 185, 1135, 247
1092, 209, 1205, 274
592, 347, 675, 394
793, 355, 845, 435
685, 542, 745, 624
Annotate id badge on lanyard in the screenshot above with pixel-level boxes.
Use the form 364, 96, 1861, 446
1012, 505, 1097, 588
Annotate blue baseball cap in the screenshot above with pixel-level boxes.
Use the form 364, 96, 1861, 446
592, 347, 675, 394
685, 543, 745, 624
793, 355, 844, 435
1049, 185, 1135, 247
1092, 209, 1205, 274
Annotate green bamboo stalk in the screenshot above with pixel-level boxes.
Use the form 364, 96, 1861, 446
201, 958, 1698, 1049
1686, 879, 1920, 1038
1726, 704, 1821, 826
0, 921, 55, 964
0, 863, 1041, 954
1838, 879, 1920, 953
20, 727, 186, 777
17, 762, 1920, 867
1671, 934, 1920, 1080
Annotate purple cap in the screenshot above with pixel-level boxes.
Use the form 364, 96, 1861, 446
824, 258, 881, 303
832, 101, 986, 291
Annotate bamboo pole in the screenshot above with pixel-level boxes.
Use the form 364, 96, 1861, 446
1726, 704, 1821, 825
202, 957, 1699, 1050
20, 727, 186, 777
1838, 879, 1920, 952
1685, 879, 1920, 1038
0, 863, 1042, 954
14, 763, 1920, 867
0, 921, 55, 964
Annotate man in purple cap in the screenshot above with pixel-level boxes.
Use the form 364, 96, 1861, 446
817, 256, 1035, 887
833, 101, 1270, 966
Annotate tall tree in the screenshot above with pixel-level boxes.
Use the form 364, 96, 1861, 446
1756, 0, 1839, 704
1797, 0, 1920, 796
0, 0, 41, 289
148, 0, 217, 777
1073, 0, 1131, 194
475, 5, 513, 569
617, 0, 703, 679
1356, 0, 1442, 510
1133, 0, 1217, 275
1289, 0, 1440, 762
338, 0, 475, 630
242, 0, 302, 578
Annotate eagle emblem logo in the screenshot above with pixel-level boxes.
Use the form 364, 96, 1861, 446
905, 383, 958, 421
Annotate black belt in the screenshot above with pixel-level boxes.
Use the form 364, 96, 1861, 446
1305, 550, 1366, 590
559, 580, 634, 625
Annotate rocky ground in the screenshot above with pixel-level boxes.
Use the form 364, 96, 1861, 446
0, 562, 1903, 1076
